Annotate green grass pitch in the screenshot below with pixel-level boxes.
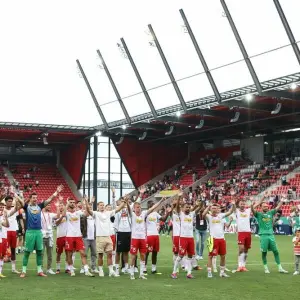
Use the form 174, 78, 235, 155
1, 234, 299, 300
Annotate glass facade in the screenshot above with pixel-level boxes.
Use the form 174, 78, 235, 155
80, 135, 135, 204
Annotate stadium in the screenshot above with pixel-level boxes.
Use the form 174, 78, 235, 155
1, 0, 300, 299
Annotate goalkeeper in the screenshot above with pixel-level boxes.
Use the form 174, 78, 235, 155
251, 197, 288, 274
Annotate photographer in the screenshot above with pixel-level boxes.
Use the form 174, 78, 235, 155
273, 210, 282, 235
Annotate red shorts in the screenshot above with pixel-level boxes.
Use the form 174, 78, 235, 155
179, 237, 195, 256
56, 237, 66, 254
146, 235, 160, 252
7, 231, 17, 249
238, 232, 252, 249
65, 237, 85, 252
0, 238, 7, 256
172, 236, 180, 254
130, 238, 147, 255
110, 235, 116, 251
209, 238, 226, 256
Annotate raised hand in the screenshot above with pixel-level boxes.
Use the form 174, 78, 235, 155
111, 187, 116, 194
58, 195, 64, 203
57, 185, 64, 193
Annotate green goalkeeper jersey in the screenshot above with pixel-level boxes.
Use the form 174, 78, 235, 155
254, 209, 276, 235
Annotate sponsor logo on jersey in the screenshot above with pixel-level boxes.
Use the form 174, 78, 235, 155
135, 217, 143, 224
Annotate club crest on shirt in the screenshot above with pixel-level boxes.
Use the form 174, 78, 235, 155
183, 217, 192, 222
240, 213, 248, 218
212, 219, 221, 224
30, 208, 39, 215
136, 217, 143, 224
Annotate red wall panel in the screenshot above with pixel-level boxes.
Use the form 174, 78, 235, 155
190, 145, 240, 164
60, 141, 88, 186
115, 139, 188, 187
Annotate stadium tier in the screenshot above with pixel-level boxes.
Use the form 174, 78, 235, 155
9, 164, 77, 211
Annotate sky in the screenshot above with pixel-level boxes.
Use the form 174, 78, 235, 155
0, 0, 299, 127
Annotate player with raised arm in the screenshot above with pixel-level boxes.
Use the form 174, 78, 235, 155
85, 197, 126, 277
4, 195, 23, 274
233, 198, 252, 272
144, 198, 171, 275
171, 201, 201, 279
55, 200, 68, 274
128, 197, 165, 280
171, 195, 182, 273
20, 185, 63, 278
64, 197, 94, 277
0, 202, 9, 278
203, 200, 236, 278
251, 197, 288, 274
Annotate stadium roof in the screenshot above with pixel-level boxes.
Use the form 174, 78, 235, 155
75, 0, 300, 144
0, 122, 97, 145
2, 0, 300, 129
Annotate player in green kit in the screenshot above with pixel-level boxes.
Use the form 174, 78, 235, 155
19, 185, 64, 278
251, 197, 288, 274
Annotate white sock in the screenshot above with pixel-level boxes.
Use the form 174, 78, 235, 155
70, 265, 74, 272
220, 265, 225, 274
151, 264, 156, 272
130, 265, 134, 275
238, 254, 243, 268
116, 265, 119, 271
0, 259, 3, 274
173, 256, 182, 273
65, 262, 69, 270
186, 258, 192, 275
98, 266, 103, 272
72, 253, 75, 265
207, 267, 212, 274
84, 265, 89, 273
125, 263, 129, 270
212, 257, 217, 270
108, 265, 113, 274
140, 261, 145, 276
191, 256, 198, 268
12, 260, 16, 271
56, 263, 61, 270
181, 256, 186, 268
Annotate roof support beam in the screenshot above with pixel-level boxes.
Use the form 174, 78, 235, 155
273, 0, 300, 65
76, 59, 109, 130
120, 38, 158, 119
220, 0, 263, 94
179, 9, 221, 103
96, 49, 131, 124
148, 24, 187, 112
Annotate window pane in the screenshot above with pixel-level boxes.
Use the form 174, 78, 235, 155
97, 188, 109, 204
122, 173, 132, 183
98, 142, 109, 158
110, 173, 121, 181
110, 142, 120, 158
148, 83, 181, 110
110, 158, 121, 173
177, 73, 213, 102
98, 158, 109, 172
226, 0, 289, 56
122, 93, 151, 117
89, 143, 94, 158
251, 46, 300, 82
211, 61, 253, 92
100, 101, 126, 123
97, 172, 109, 180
